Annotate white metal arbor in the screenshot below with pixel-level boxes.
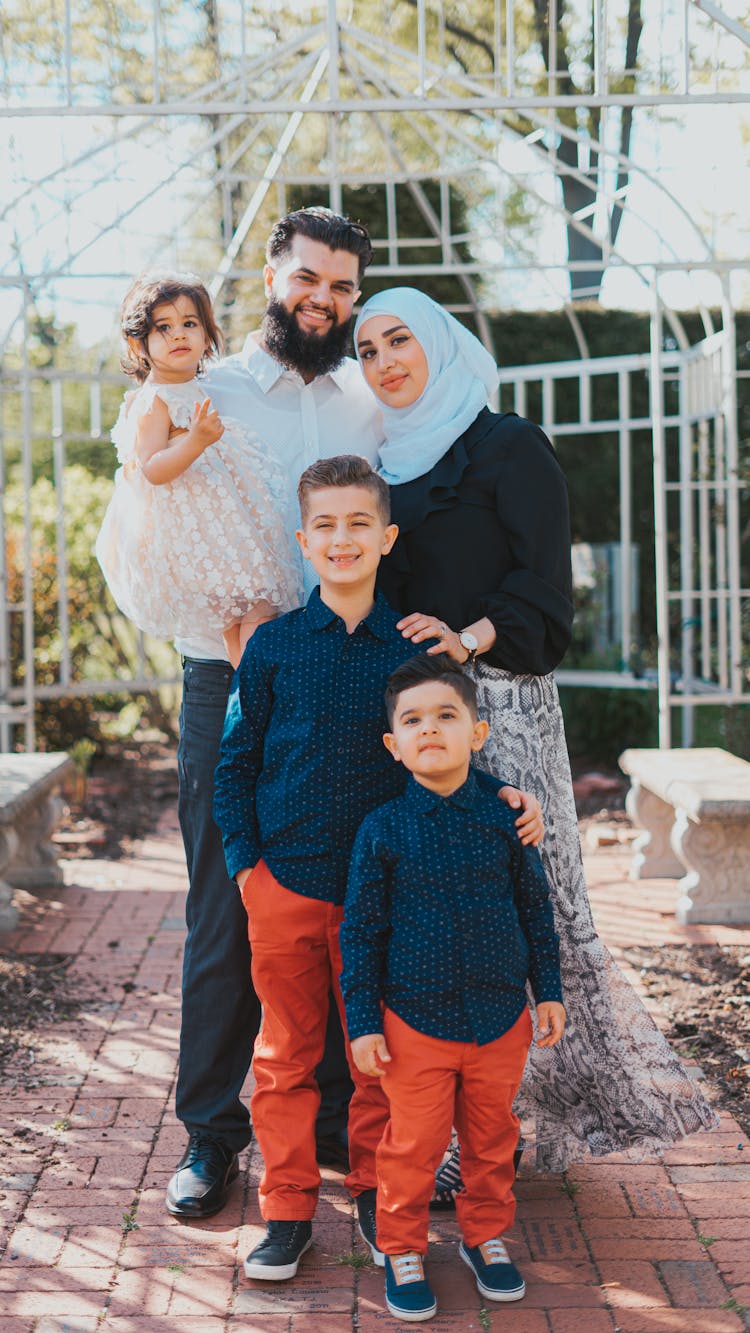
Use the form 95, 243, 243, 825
1, 0, 749, 748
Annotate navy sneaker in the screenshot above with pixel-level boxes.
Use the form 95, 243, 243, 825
356, 1188, 385, 1267
243, 1220, 313, 1280
384, 1252, 437, 1322
459, 1235, 525, 1301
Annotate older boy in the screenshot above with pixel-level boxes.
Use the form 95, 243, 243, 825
213, 456, 542, 1282
341, 654, 566, 1323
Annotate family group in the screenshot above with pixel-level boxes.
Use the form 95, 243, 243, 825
96, 206, 716, 1323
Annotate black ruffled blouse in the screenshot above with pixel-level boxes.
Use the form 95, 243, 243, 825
376, 407, 574, 676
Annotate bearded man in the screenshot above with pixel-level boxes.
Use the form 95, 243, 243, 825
166, 208, 382, 1219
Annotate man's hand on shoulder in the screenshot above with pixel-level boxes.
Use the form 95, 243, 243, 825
497, 786, 544, 846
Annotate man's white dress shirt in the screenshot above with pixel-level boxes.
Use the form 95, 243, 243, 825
174, 336, 383, 661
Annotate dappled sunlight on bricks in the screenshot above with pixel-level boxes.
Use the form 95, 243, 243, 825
119, 1228, 238, 1268
57, 1225, 127, 1269
108, 1265, 233, 1317
0, 1288, 112, 1317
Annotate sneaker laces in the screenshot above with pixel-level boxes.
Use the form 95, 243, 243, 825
391, 1253, 425, 1285
479, 1237, 511, 1264
267, 1220, 305, 1246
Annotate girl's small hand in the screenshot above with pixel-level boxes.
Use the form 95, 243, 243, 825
397, 612, 467, 663
536, 1002, 566, 1048
190, 397, 224, 451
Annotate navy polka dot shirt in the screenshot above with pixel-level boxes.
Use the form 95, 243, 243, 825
213, 588, 507, 902
341, 770, 562, 1045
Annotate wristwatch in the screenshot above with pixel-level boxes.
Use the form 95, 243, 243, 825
458, 630, 479, 666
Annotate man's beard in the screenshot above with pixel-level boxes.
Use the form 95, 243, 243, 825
262, 297, 353, 379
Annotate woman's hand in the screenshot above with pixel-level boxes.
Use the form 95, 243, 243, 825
350, 1033, 392, 1078
397, 612, 467, 663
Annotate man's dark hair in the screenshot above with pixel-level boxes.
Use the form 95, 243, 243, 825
297, 454, 391, 526
266, 206, 374, 282
385, 654, 479, 726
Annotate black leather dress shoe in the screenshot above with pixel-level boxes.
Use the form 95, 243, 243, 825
166, 1132, 239, 1218
315, 1127, 350, 1172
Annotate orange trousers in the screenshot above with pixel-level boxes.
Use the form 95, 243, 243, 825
241, 859, 390, 1220
377, 1005, 533, 1254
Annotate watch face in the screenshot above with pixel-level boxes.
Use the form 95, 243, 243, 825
460, 632, 479, 651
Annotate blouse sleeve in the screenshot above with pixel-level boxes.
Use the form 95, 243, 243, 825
481, 417, 574, 676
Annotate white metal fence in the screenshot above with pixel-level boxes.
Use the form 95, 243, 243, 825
2, 280, 746, 752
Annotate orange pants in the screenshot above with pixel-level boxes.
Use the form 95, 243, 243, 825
241, 859, 390, 1220
377, 1006, 533, 1254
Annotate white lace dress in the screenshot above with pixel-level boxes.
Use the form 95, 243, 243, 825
96, 378, 303, 641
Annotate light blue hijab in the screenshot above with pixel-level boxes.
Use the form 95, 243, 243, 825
354, 287, 500, 486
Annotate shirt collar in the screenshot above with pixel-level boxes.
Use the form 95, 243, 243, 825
303, 587, 399, 642
239, 335, 353, 395
406, 768, 481, 814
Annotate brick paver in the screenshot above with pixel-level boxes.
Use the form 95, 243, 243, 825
2, 813, 749, 1331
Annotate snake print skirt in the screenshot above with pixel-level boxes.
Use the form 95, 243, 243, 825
471, 662, 718, 1172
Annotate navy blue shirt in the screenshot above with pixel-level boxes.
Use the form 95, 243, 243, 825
340, 770, 562, 1045
213, 589, 507, 904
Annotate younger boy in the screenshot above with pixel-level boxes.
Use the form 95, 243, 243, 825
213, 456, 543, 1284
340, 653, 566, 1323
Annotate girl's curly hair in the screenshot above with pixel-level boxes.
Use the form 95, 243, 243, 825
120, 272, 224, 383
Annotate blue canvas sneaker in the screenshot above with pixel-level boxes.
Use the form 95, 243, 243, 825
459, 1235, 526, 1301
384, 1252, 437, 1322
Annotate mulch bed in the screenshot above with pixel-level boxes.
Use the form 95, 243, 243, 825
0, 953, 90, 1076
622, 943, 750, 1137
53, 737, 179, 861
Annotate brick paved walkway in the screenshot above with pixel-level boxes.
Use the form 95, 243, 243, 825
2, 807, 749, 1333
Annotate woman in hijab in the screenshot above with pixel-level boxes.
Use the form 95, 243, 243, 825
354, 287, 716, 1190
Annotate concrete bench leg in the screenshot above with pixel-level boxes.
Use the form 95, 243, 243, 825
625, 779, 685, 880
7, 790, 67, 890
672, 810, 750, 925
0, 826, 20, 930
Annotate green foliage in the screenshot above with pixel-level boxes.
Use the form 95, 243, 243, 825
1, 314, 123, 481
559, 685, 658, 765
4, 463, 179, 749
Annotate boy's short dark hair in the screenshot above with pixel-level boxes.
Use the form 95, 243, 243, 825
297, 455, 391, 525
385, 654, 479, 726
266, 206, 374, 282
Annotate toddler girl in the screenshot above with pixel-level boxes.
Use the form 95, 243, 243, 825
96, 272, 302, 665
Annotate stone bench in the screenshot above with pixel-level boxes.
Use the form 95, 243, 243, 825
619, 746, 750, 926
0, 752, 73, 931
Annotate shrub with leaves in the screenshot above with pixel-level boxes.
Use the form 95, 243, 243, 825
4, 463, 179, 749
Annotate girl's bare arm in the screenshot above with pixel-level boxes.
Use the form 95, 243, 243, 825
135, 396, 224, 485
